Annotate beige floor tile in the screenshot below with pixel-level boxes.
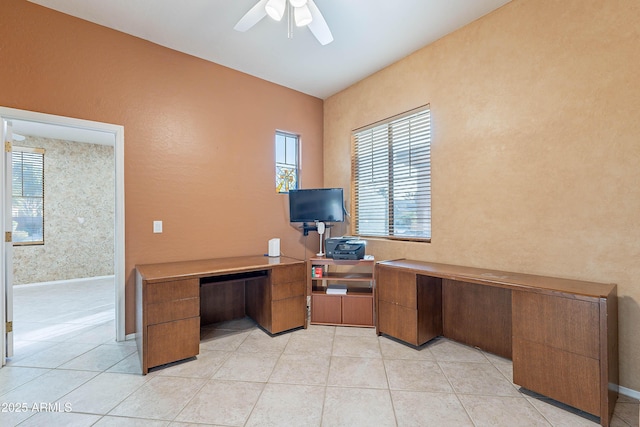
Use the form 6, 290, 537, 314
459, 394, 551, 427
284, 330, 334, 356
483, 351, 514, 383
105, 338, 137, 348
0, 369, 98, 406
527, 397, 600, 426
611, 415, 638, 427
167, 424, 225, 427
391, 390, 474, 426
0, 405, 35, 426
9, 341, 98, 369
64, 321, 117, 344
328, 356, 388, 388
62, 307, 115, 325
491, 358, 514, 382
154, 349, 230, 379
59, 372, 149, 415
322, 387, 396, 427
17, 409, 102, 426
378, 336, 435, 360
94, 415, 170, 426
173, 379, 263, 425
17, 319, 110, 343
0, 366, 49, 395
212, 352, 280, 382
199, 328, 251, 352
334, 325, 377, 337
269, 353, 331, 385
12, 320, 72, 338
13, 284, 111, 325
617, 395, 640, 404
9, 340, 59, 364
612, 400, 640, 427
59, 344, 137, 371
439, 361, 521, 397
384, 358, 453, 392
109, 376, 206, 420
245, 383, 325, 427
236, 328, 291, 354
303, 324, 337, 335
332, 335, 381, 358
483, 351, 511, 365
107, 352, 145, 375
428, 338, 490, 363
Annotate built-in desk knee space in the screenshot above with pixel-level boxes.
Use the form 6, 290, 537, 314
375, 259, 618, 427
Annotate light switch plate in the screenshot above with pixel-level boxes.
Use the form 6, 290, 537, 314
153, 221, 163, 233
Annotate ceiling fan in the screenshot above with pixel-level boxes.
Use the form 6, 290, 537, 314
234, 0, 334, 45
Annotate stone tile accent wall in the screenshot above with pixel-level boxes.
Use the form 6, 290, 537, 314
13, 136, 114, 284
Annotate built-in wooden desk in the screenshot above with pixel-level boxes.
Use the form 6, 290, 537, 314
136, 255, 306, 374
376, 259, 618, 427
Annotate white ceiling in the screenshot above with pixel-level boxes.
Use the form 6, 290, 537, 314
11, 120, 115, 145
28, 0, 511, 99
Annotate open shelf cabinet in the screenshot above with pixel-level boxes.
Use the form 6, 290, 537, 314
307, 257, 375, 327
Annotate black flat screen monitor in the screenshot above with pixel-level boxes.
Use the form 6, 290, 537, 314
289, 188, 345, 223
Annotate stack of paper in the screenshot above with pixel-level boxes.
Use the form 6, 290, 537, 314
326, 284, 347, 295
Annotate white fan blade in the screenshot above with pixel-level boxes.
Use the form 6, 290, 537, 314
306, 0, 333, 45
234, 0, 269, 32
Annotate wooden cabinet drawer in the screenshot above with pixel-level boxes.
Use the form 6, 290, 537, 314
271, 264, 305, 284
147, 298, 199, 325
513, 337, 600, 416
378, 300, 420, 345
147, 279, 199, 304
271, 295, 306, 333
147, 317, 200, 369
272, 280, 305, 300
512, 291, 599, 358
377, 266, 417, 308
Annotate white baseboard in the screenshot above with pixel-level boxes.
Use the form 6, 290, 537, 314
15, 275, 115, 288
619, 385, 640, 401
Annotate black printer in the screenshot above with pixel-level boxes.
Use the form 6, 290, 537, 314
325, 236, 366, 260
325, 236, 355, 258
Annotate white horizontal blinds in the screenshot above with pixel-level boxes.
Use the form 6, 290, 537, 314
12, 147, 45, 245
353, 126, 390, 236
352, 106, 431, 240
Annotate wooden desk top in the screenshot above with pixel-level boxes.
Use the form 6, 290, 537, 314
377, 259, 616, 299
136, 255, 304, 283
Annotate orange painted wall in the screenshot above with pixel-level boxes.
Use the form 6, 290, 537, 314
325, 0, 640, 391
0, 1, 324, 333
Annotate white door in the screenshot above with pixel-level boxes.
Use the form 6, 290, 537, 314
1, 119, 14, 365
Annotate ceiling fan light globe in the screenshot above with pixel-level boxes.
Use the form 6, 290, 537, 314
294, 4, 313, 27
265, 0, 285, 21
289, 0, 307, 7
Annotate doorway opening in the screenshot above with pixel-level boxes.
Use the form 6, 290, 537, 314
1, 107, 125, 366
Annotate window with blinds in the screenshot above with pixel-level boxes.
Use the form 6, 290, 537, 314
12, 147, 45, 245
352, 105, 431, 241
